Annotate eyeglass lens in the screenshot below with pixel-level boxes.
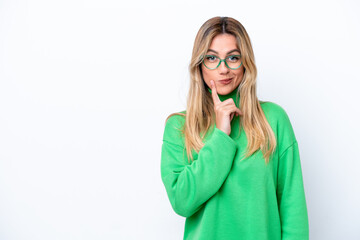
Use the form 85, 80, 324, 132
203, 55, 242, 69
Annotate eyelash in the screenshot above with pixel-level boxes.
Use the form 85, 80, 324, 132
206, 55, 240, 60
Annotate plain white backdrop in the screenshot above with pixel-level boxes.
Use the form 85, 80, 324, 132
0, 0, 359, 239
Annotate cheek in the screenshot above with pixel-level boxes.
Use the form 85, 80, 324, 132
201, 67, 212, 83
205, 69, 217, 79
234, 68, 245, 78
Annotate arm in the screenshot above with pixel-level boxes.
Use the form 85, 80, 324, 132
277, 141, 309, 240
160, 116, 237, 218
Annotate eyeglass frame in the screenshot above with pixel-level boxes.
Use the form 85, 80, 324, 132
201, 54, 243, 70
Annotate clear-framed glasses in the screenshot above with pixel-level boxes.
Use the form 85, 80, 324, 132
202, 54, 242, 70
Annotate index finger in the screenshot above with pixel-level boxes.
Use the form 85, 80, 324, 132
210, 80, 221, 105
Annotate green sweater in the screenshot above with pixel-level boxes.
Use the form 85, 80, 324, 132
160, 87, 309, 240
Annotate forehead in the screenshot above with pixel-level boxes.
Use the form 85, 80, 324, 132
208, 34, 239, 53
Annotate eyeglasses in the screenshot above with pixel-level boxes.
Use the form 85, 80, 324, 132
202, 54, 242, 70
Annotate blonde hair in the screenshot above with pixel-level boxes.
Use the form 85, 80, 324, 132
165, 16, 276, 165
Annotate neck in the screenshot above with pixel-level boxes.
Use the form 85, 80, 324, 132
207, 86, 240, 108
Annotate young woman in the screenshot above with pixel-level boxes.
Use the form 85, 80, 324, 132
160, 16, 309, 240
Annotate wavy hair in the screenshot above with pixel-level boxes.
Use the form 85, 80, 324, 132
165, 16, 276, 165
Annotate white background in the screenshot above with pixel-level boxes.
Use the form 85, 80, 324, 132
1, 0, 359, 239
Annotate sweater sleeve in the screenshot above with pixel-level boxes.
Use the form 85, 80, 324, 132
277, 141, 309, 240
160, 115, 237, 218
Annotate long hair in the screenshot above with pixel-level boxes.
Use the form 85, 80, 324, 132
165, 16, 276, 165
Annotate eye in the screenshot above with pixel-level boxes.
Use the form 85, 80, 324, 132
205, 55, 218, 62
227, 55, 240, 62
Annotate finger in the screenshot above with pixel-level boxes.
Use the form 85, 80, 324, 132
226, 105, 243, 117
210, 80, 221, 105
230, 112, 234, 121
235, 108, 243, 116
222, 98, 235, 105
230, 105, 243, 116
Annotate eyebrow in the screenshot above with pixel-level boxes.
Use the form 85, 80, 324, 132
207, 49, 240, 55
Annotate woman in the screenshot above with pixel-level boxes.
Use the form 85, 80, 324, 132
160, 16, 309, 240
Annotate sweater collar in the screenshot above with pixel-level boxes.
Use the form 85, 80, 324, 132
207, 86, 240, 107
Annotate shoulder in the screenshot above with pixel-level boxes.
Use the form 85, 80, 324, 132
260, 101, 292, 126
162, 110, 186, 147
260, 101, 288, 119
259, 101, 297, 148
164, 110, 186, 128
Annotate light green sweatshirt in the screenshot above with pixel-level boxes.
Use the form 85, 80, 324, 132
160, 86, 309, 240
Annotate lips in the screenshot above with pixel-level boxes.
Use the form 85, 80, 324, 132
219, 78, 233, 84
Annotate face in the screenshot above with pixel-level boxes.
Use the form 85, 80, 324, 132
201, 33, 245, 95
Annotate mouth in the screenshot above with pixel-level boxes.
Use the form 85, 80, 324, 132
218, 78, 233, 84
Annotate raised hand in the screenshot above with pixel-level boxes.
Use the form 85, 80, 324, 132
210, 80, 243, 136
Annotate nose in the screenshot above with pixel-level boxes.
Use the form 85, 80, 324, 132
218, 60, 229, 74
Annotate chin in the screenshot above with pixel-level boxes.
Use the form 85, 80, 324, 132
217, 88, 232, 95
216, 85, 234, 95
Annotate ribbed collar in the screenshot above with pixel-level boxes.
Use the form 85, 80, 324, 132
207, 86, 240, 108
